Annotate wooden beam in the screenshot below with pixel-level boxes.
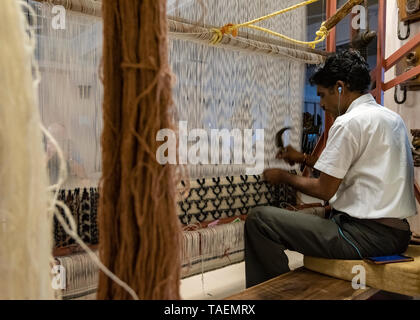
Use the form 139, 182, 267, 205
323, 0, 364, 31
32, 0, 101, 17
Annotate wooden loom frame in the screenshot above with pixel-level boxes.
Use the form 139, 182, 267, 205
305, 0, 420, 205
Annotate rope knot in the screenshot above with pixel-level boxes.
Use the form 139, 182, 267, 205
311, 22, 329, 48
210, 23, 238, 45
316, 26, 329, 39
220, 23, 238, 37
315, 23, 328, 39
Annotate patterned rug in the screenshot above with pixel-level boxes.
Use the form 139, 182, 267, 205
53, 174, 297, 299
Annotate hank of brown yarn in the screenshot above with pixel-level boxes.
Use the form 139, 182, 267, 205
98, 0, 181, 299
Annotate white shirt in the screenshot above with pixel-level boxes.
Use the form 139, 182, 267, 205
314, 94, 417, 219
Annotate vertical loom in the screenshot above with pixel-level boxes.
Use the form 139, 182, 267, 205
168, 0, 315, 280
29, 0, 325, 299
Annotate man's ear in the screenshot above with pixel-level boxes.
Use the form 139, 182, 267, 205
336, 81, 345, 94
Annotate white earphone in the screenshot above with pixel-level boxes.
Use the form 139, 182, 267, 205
337, 86, 342, 116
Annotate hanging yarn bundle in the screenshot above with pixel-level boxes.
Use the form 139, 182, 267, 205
98, 0, 182, 299
0, 0, 53, 299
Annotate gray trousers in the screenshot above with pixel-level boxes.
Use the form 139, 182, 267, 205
244, 206, 412, 288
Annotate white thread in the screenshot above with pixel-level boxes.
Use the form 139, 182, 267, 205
41, 124, 139, 300
0, 0, 53, 299
53, 200, 140, 300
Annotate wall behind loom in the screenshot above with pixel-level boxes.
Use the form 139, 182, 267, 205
384, 1, 420, 234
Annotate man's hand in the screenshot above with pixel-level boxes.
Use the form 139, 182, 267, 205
276, 146, 304, 166
263, 168, 290, 185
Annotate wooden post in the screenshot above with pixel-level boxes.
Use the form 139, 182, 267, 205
324, 0, 364, 31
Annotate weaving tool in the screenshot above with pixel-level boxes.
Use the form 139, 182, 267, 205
275, 127, 291, 152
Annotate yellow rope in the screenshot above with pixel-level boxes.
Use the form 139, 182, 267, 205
246, 23, 328, 47
237, 0, 320, 28
210, 0, 329, 49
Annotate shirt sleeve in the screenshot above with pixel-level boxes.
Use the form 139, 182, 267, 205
314, 123, 358, 179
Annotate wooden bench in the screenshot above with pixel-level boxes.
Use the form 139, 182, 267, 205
304, 245, 420, 297
227, 244, 420, 300
225, 267, 379, 300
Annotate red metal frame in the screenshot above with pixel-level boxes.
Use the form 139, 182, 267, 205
375, 2, 420, 96
373, 0, 387, 104
303, 0, 337, 177
372, 0, 420, 203
324, 0, 337, 143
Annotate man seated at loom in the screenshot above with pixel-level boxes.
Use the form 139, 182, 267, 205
244, 49, 417, 288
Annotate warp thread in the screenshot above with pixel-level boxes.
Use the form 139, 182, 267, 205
181, 220, 245, 296
42, 124, 140, 300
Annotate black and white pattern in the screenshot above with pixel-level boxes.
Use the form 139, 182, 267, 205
55, 188, 99, 248
54, 175, 296, 248
177, 175, 296, 225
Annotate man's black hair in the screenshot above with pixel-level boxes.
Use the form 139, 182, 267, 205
309, 49, 371, 93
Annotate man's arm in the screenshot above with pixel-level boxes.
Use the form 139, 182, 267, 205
264, 168, 342, 201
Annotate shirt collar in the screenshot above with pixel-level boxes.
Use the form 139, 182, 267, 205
345, 93, 376, 115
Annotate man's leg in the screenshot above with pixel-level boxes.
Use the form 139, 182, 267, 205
244, 206, 360, 288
